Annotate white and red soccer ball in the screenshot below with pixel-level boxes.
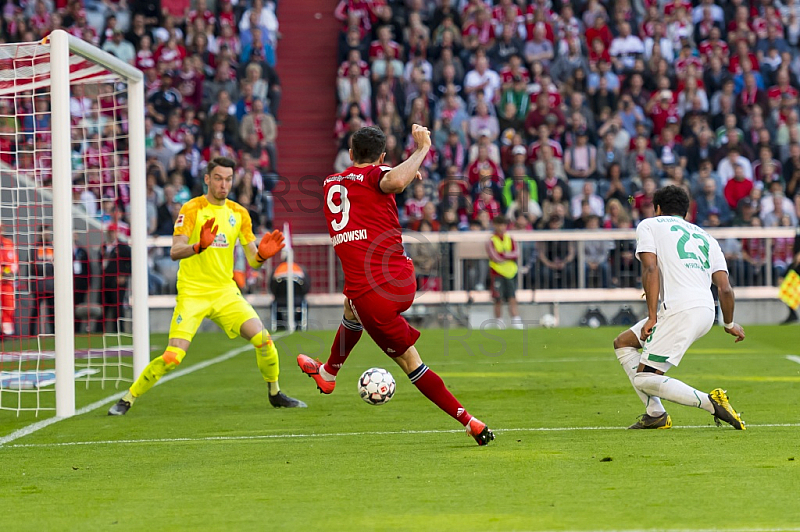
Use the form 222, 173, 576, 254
358, 367, 395, 405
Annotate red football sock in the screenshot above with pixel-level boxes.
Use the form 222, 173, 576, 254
323, 318, 362, 376
409, 364, 471, 426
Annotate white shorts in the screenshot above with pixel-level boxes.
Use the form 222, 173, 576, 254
628, 307, 715, 371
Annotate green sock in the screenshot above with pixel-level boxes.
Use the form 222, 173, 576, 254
268, 381, 280, 396
122, 391, 136, 404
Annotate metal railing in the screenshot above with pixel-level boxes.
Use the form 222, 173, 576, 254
146, 227, 797, 302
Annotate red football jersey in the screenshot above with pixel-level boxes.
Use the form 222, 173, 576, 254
324, 164, 412, 299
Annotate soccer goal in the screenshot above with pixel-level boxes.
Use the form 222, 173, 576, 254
0, 30, 148, 418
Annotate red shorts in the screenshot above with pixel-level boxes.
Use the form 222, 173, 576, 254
348, 263, 420, 357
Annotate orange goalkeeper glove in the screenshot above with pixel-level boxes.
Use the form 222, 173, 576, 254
193, 218, 218, 254
256, 230, 285, 263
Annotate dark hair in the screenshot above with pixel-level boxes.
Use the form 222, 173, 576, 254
493, 214, 508, 226
653, 185, 690, 217
351, 126, 386, 164
207, 156, 236, 175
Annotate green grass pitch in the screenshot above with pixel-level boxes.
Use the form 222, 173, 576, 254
1, 325, 799, 531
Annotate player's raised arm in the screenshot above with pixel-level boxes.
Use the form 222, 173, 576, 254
380, 124, 429, 194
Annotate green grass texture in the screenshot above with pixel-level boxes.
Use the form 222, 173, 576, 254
1, 326, 799, 531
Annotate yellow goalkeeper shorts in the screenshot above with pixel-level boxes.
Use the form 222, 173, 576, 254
169, 288, 260, 342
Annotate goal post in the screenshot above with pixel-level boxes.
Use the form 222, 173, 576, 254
0, 30, 148, 418
51, 30, 148, 418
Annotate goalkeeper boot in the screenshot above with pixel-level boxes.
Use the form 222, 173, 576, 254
269, 391, 307, 408
108, 399, 132, 416
628, 412, 672, 429
297, 354, 336, 394
708, 388, 746, 430
466, 417, 495, 446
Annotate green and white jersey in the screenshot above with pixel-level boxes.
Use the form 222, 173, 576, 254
635, 216, 728, 314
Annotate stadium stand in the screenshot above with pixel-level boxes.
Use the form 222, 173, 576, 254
0, 0, 283, 296
332, 0, 800, 292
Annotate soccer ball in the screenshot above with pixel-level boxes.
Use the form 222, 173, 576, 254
358, 367, 396, 405
540, 313, 557, 328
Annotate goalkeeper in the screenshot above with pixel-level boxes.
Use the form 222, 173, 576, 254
109, 157, 305, 415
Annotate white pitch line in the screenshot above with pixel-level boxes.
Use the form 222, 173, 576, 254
0, 334, 287, 447
787, 355, 800, 365
5, 422, 800, 449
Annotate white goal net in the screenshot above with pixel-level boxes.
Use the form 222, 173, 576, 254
0, 31, 148, 417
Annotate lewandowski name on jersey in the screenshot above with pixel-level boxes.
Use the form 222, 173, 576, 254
331, 229, 368, 246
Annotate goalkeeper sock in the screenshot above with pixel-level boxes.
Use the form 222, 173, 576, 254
323, 317, 362, 377
129, 346, 187, 398
408, 364, 472, 426
252, 330, 280, 394
615, 347, 665, 416
633, 373, 715, 413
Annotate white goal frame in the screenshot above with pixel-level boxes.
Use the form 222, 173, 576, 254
48, 30, 148, 418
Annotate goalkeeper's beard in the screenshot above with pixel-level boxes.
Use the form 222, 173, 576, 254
209, 188, 229, 203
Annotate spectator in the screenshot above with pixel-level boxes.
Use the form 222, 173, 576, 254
550, 39, 588, 85
146, 133, 174, 171
571, 181, 604, 219
539, 214, 577, 289
102, 29, 135, 64
525, 93, 566, 138
29, 226, 54, 335
147, 72, 181, 127
464, 55, 501, 105
468, 102, 499, 143
717, 145, 753, 184
506, 176, 541, 223
742, 217, 768, 285
725, 164, 755, 209
610, 22, 644, 72
564, 128, 597, 184
468, 131, 501, 165
473, 185, 502, 222
240, 98, 277, 159
540, 185, 571, 229
524, 24, 553, 70
72, 233, 91, 333
696, 178, 733, 227
762, 192, 799, 227
583, 215, 612, 288
99, 225, 131, 333
156, 185, 181, 236
466, 145, 503, 187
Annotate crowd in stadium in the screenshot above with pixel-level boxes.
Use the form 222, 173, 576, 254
1, 0, 281, 239
332, 0, 800, 286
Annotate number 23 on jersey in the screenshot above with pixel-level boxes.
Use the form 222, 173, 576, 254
671, 224, 710, 269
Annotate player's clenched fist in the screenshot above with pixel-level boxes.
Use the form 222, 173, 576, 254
411, 124, 431, 149
193, 218, 218, 254
257, 230, 285, 263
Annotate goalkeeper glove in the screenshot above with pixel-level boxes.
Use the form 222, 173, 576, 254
256, 230, 285, 263
193, 218, 218, 255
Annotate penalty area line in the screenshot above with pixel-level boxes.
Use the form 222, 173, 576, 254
787, 355, 800, 365
0, 333, 289, 447
6, 422, 800, 449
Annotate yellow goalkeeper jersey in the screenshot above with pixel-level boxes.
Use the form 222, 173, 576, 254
173, 196, 256, 295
